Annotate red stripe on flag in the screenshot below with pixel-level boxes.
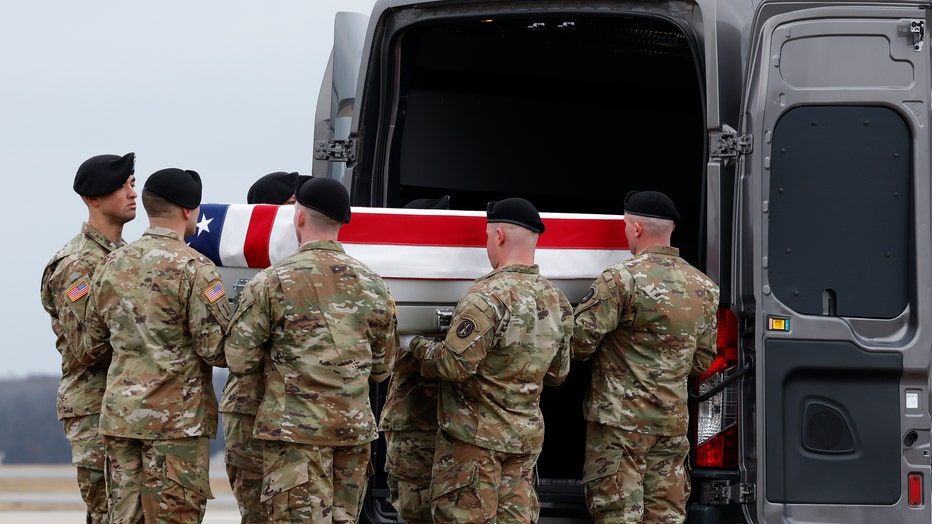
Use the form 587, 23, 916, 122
243, 205, 278, 268
339, 212, 627, 250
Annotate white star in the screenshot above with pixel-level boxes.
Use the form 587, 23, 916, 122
196, 214, 214, 237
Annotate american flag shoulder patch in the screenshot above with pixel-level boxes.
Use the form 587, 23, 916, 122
66, 278, 90, 302
203, 281, 226, 303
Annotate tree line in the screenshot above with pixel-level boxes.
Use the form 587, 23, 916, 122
0, 372, 228, 464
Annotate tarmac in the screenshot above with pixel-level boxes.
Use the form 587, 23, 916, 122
0, 463, 240, 523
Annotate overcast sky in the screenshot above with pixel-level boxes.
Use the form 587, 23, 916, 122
1, 0, 379, 377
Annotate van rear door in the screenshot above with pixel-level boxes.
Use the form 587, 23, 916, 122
737, 1, 932, 522
312, 11, 368, 181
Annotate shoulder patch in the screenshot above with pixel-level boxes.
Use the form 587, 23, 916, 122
455, 319, 476, 338
66, 278, 90, 302
581, 287, 595, 303
203, 280, 226, 303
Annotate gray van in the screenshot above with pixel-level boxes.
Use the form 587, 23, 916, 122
308, 0, 932, 522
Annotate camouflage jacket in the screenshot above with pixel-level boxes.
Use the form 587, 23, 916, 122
225, 240, 398, 446
411, 264, 573, 454
378, 349, 439, 432
81, 227, 230, 440
40, 223, 122, 420
572, 245, 719, 436
219, 368, 264, 416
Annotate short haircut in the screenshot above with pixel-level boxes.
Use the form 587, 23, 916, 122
297, 203, 342, 233
142, 189, 177, 217
630, 214, 675, 236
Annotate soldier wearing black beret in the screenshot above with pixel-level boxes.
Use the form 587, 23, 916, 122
224, 174, 398, 523
295, 175, 351, 224
220, 170, 300, 523
73, 152, 136, 197
247, 171, 299, 205
406, 196, 573, 524
143, 168, 202, 211
486, 197, 546, 234
40, 152, 138, 524
572, 189, 719, 524
624, 190, 681, 224
80, 166, 230, 523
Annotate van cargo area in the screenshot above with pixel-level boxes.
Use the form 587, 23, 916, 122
373, 12, 706, 266
356, 8, 708, 519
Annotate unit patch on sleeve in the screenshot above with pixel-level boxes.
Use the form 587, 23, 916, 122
66, 278, 90, 302
455, 319, 476, 338
203, 281, 227, 303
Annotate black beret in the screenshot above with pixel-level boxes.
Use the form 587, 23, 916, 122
295, 176, 351, 223
486, 197, 545, 234
405, 195, 451, 210
247, 171, 299, 205
143, 168, 203, 209
624, 190, 680, 224
73, 152, 135, 197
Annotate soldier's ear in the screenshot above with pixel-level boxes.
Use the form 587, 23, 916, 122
495, 225, 507, 246
293, 206, 306, 228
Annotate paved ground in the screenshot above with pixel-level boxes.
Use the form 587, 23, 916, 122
1, 509, 243, 523
0, 464, 239, 523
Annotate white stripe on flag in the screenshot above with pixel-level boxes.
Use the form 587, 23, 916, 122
219, 205, 252, 267
341, 244, 631, 280
269, 206, 298, 265
343, 245, 490, 279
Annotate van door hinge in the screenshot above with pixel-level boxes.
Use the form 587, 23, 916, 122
901, 19, 925, 52
314, 139, 357, 162
710, 125, 752, 160
702, 480, 756, 505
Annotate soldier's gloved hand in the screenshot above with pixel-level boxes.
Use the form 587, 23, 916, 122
400, 335, 417, 351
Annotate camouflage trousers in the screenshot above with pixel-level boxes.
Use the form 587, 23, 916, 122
103, 435, 214, 524
223, 413, 265, 523
582, 421, 690, 524
384, 430, 435, 524
430, 430, 540, 524
261, 440, 371, 524
63, 414, 109, 524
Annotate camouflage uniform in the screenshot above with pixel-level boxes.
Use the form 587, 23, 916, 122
410, 264, 573, 524
225, 239, 398, 524
379, 350, 439, 524
40, 223, 122, 524
572, 245, 719, 524
220, 372, 265, 523
81, 226, 231, 524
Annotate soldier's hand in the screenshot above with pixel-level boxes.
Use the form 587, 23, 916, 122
409, 335, 429, 358
400, 335, 417, 351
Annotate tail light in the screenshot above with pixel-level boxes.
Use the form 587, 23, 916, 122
694, 308, 740, 468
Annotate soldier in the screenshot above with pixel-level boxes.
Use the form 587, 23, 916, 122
220, 170, 299, 524
408, 197, 573, 524
80, 168, 231, 524
378, 195, 450, 524
572, 191, 719, 524
246, 171, 298, 205
40, 152, 137, 524
225, 176, 398, 524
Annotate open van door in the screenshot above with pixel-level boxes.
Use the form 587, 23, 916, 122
312, 11, 368, 181
736, 1, 932, 522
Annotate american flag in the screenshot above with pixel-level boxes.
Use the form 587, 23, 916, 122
66, 279, 90, 302
187, 204, 630, 279
203, 281, 226, 303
